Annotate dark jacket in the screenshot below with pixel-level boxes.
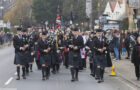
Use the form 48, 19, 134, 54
112, 35, 119, 48
13, 35, 24, 53
86, 36, 96, 52
94, 36, 108, 55
38, 39, 50, 56
131, 44, 140, 66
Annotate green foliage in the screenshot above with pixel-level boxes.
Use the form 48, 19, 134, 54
121, 18, 129, 30
32, 0, 59, 24
62, 0, 86, 23
0, 28, 11, 32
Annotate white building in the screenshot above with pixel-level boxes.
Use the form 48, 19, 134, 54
104, 0, 126, 21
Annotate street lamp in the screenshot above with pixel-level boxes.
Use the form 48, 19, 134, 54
0, 6, 4, 30
134, 19, 138, 29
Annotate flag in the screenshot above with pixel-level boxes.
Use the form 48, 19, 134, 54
56, 5, 61, 29
56, 13, 61, 29
61, 20, 65, 27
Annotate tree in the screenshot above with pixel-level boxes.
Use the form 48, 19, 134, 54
32, 0, 59, 24
4, 0, 33, 26
121, 18, 129, 30
62, 0, 86, 23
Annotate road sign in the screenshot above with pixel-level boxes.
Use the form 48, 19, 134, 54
129, 0, 140, 8
0, 20, 3, 28
45, 21, 48, 26
6, 20, 11, 29
103, 24, 119, 31
86, 0, 92, 18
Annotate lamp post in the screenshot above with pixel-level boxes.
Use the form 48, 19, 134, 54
134, 18, 138, 29
0, 6, 4, 20
0, 6, 4, 30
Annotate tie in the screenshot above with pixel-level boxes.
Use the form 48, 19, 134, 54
98, 37, 102, 42
19, 35, 22, 39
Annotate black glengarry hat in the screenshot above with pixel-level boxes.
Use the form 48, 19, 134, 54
96, 29, 103, 32
17, 27, 22, 31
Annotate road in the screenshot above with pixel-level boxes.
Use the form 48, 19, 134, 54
0, 46, 138, 90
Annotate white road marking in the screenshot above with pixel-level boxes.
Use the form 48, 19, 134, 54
5, 77, 13, 86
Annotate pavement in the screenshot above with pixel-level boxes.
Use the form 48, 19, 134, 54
0, 46, 139, 90
113, 55, 140, 89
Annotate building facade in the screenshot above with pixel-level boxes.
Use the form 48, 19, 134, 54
104, 0, 126, 21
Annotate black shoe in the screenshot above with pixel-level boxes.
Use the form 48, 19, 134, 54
97, 79, 102, 83
125, 57, 130, 59
101, 78, 104, 82
46, 76, 49, 80
137, 77, 140, 81
75, 78, 79, 81
90, 73, 95, 77
23, 76, 26, 79
95, 77, 99, 80
16, 77, 20, 80
42, 77, 45, 80
97, 80, 101, 83
52, 71, 56, 74
71, 78, 75, 82
30, 70, 33, 72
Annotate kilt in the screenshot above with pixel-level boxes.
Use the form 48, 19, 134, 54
24, 51, 34, 63
51, 52, 62, 64
94, 54, 107, 67
14, 52, 27, 65
40, 54, 51, 66
69, 51, 81, 67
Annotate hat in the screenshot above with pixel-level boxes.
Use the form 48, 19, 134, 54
90, 32, 96, 34
42, 32, 47, 35
17, 27, 22, 31
22, 28, 27, 32
96, 29, 103, 32
73, 27, 79, 31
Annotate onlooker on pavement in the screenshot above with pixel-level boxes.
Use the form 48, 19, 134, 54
131, 36, 140, 80
112, 29, 120, 60
125, 31, 131, 59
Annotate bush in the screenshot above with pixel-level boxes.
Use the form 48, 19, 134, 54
0, 28, 11, 33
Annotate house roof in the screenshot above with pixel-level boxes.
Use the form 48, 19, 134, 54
110, 1, 116, 12
119, 0, 123, 4
109, 0, 123, 12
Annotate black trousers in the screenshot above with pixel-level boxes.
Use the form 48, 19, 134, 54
82, 59, 86, 68
36, 59, 41, 70
64, 53, 69, 68
135, 65, 140, 78
126, 46, 130, 58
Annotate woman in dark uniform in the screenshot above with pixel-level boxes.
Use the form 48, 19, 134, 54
38, 32, 51, 80
13, 27, 27, 80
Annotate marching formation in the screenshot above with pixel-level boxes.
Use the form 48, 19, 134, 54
13, 26, 140, 84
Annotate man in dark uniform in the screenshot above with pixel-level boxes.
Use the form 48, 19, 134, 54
26, 27, 35, 72
93, 29, 108, 83
86, 32, 96, 77
13, 27, 26, 80
51, 35, 61, 74
38, 32, 51, 80
22, 28, 31, 75
68, 27, 84, 82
